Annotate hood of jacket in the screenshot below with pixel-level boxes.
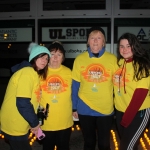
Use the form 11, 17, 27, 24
11, 60, 32, 73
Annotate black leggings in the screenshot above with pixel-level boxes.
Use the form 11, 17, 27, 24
42, 127, 72, 150
9, 140, 32, 150
116, 108, 150, 150
78, 114, 113, 150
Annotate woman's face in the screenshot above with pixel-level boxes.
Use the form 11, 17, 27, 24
119, 39, 133, 60
36, 54, 49, 70
88, 31, 105, 53
49, 50, 64, 68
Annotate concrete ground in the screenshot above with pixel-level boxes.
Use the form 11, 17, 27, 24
0, 122, 150, 150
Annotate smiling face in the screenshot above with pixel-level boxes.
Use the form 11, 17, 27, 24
36, 54, 49, 70
119, 39, 133, 60
87, 31, 105, 54
49, 49, 64, 69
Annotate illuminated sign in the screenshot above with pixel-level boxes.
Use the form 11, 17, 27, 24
118, 27, 150, 42
63, 44, 111, 58
42, 27, 107, 42
0, 28, 32, 42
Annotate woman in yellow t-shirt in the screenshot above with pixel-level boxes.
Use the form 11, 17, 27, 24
72, 27, 117, 150
113, 33, 150, 150
0, 43, 50, 150
40, 41, 73, 150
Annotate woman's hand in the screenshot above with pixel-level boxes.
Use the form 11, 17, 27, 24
73, 111, 79, 119
30, 124, 40, 136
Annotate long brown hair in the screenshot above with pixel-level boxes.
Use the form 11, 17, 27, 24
30, 53, 50, 80
117, 33, 150, 81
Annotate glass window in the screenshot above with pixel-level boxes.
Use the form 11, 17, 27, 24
0, 19, 35, 70
120, 0, 150, 9
0, 0, 30, 12
114, 18, 150, 56
43, 0, 106, 11
38, 18, 111, 69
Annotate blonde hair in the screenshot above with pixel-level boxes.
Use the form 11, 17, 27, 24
87, 30, 106, 47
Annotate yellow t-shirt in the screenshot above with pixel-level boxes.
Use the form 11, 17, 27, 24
40, 65, 73, 131
0, 67, 41, 135
113, 59, 150, 112
72, 51, 117, 114
0, 110, 1, 125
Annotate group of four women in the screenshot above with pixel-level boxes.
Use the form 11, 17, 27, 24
1, 26, 150, 150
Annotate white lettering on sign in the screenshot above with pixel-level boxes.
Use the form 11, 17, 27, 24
0, 28, 32, 42
118, 27, 150, 42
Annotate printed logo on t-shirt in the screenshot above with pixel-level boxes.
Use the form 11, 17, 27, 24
41, 75, 68, 103
113, 68, 129, 95
81, 63, 110, 92
113, 68, 124, 87
35, 87, 42, 102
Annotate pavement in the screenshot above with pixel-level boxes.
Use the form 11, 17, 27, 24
0, 121, 150, 150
